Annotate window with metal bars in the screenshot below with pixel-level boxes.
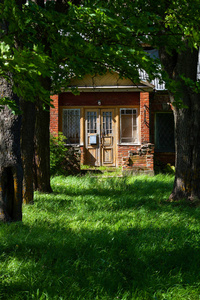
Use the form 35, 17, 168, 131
120, 108, 138, 143
63, 109, 80, 144
87, 111, 97, 133
155, 113, 175, 152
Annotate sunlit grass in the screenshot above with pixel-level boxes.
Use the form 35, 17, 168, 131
80, 165, 123, 177
1, 174, 200, 299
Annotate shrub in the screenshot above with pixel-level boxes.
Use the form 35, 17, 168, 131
50, 132, 80, 176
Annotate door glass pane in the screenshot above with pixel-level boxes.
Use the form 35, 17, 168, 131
103, 111, 112, 135
87, 111, 97, 133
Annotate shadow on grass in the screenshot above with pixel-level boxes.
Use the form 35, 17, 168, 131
1, 175, 200, 299
1, 223, 200, 299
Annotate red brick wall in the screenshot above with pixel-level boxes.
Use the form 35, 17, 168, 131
118, 145, 141, 166
146, 154, 154, 171
140, 92, 150, 144
119, 144, 154, 173
80, 146, 84, 165
50, 95, 59, 136
123, 155, 154, 172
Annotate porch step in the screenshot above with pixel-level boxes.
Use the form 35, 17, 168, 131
80, 167, 122, 176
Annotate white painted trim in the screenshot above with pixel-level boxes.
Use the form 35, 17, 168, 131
62, 86, 153, 92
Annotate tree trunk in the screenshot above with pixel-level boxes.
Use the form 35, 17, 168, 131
34, 102, 52, 193
170, 92, 200, 202
34, 78, 52, 193
160, 45, 200, 202
0, 78, 23, 222
20, 100, 36, 204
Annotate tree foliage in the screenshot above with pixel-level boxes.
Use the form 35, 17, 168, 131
0, 0, 200, 105
0, 0, 200, 209
0, 0, 164, 108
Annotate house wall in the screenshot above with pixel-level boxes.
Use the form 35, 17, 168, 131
140, 92, 150, 144
117, 92, 154, 173
122, 146, 154, 175
119, 92, 154, 174
50, 90, 174, 171
59, 91, 140, 106
50, 91, 153, 172
118, 145, 140, 166
150, 92, 175, 167
50, 95, 59, 136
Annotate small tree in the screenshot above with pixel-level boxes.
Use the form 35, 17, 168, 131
50, 133, 68, 176
50, 133, 80, 176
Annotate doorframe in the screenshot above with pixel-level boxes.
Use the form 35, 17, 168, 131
85, 108, 101, 166
84, 107, 117, 167
100, 108, 116, 167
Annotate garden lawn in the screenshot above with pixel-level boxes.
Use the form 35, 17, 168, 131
1, 174, 200, 299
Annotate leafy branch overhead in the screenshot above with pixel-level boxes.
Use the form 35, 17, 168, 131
0, 0, 200, 110
0, 0, 160, 109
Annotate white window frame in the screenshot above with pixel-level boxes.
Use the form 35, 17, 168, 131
120, 108, 139, 144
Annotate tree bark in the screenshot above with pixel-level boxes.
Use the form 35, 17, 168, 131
34, 103, 52, 193
34, 78, 52, 193
160, 45, 200, 203
0, 78, 23, 221
20, 100, 36, 204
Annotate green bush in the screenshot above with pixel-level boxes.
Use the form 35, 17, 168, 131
50, 132, 67, 175
50, 132, 80, 176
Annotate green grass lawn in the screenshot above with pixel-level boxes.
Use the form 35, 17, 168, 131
1, 174, 200, 299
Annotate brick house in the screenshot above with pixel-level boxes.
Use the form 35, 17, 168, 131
50, 71, 175, 174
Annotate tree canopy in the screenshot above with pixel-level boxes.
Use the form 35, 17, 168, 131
0, 0, 162, 110
0, 0, 199, 108
1, 0, 200, 214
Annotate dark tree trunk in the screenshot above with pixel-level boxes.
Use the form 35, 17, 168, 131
32, 0, 82, 193
160, 45, 200, 202
20, 100, 36, 204
34, 102, 52, 193
0, 78, 23, 221
171, 92, 200, 202
34, 78, 52, 193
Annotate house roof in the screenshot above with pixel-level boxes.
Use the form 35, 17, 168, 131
66, 71, 155, 92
